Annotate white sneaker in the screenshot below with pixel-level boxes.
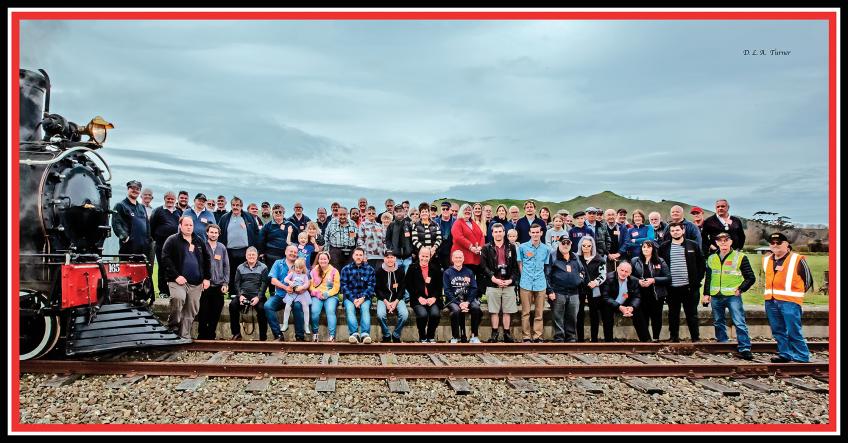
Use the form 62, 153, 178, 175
362, 335, 372, 344
312, 334, 318, 342
449, 338, 459, 344
420, 339, 428, 343
349, 333, 359, 344
428, 339, 437, 343
281, 318, 289, 332
328, 336, 335, 342
469, 336, 481, 344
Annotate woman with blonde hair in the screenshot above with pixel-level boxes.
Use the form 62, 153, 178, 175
308, 251, 340, 342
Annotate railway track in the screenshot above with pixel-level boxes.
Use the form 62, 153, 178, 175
21, 341, 830, 396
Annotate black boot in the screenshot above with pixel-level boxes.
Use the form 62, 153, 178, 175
502, 330, 514, 343
487, 331, 500, 343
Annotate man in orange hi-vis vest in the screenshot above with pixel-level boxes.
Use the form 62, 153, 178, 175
763, 232, 814, 363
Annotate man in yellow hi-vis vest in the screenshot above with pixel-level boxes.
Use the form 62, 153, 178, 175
763, 232, 814, 363
703, 232, 757, 360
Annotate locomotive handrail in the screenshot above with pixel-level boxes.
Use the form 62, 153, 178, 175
19, 146, 112, 182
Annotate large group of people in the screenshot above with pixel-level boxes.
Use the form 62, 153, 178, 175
113, 181, 815, 363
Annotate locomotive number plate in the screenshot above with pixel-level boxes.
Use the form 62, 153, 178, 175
108, 263, 121, 273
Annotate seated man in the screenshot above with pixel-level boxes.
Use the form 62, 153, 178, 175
341, 248, 376, 344
443, 250, 482, 343
229, 247, 269, 340
600, 262, 650, 342
375, 250, 408, 342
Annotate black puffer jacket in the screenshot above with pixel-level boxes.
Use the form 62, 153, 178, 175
630, 257, 670, 300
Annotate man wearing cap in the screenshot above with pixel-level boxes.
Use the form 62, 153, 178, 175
762, 232, 813, 363
585, 207, 610, 257
375, 249, 408, 342
183, 193, 217, 242
690, 206, 705, 231
567, 211, 594, 254
436, 200, 456, 270
112, 180, 152, 256
701, 199, 746, 255
213, 195, 228, 223
616, 208, 631, 228
662, 205, 703, 250
259, 202, 273, 226
703, 232, 757, 360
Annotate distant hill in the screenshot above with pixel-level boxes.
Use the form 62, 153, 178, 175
435, 191, 829, 247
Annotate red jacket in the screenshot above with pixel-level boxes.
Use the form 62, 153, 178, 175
450, 218, 485, 266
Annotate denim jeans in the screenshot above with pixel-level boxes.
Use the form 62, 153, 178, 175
765, 299, 810, 362
376, 299, 409, 339
710, 295, 751, 352
551, 292, 580, 342
399, 257, 413, 302
343, 298, 372, 337
310, 296, 339, 338
265, 294, 307, 339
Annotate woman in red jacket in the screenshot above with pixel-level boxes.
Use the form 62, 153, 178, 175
451, 203, 486, 292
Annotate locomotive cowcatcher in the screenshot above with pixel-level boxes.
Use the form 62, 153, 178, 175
17, 69, 189, 360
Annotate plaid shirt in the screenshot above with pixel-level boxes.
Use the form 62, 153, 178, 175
340, 261, 376, 301
324, 218, 358, 249
357, 220, 386, 259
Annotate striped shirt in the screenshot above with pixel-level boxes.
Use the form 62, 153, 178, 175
669, 243, 689, 287
324, 218, 358, 249
411, 220, 442, 252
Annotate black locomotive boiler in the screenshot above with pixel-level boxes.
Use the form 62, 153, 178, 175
17, 68, 188, 360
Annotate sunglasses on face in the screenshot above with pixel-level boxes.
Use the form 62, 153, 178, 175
769, 241, 781, 245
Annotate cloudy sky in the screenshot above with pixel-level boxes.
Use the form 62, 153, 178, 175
18, 17, 830, 225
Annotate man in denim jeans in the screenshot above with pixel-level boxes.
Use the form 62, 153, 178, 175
341, 248, 376, 344
703, 232, 756, 360
265, 245, 303, 341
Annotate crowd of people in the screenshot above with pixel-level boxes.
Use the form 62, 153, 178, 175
113, 181, 815, 363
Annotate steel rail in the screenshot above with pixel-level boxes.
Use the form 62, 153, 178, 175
20, 359, 829, 379
174, 340, 829, 354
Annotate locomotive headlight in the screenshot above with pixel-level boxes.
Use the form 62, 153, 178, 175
83, 115, 114, 145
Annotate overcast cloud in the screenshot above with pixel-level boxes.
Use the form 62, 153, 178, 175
18, 19, 829, 226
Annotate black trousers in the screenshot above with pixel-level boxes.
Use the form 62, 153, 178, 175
576, 293, 604, 342
447, 300, 482, 338
413, 304, 441, 341
229, 295, 268, 340
666, 284, 700, 341
227, 247, 248, 288
601, 304, 650, 342
329, 247, 352, 270
154, 241, 169, 297
197, 285, 225, 340
640, 292, 665, 340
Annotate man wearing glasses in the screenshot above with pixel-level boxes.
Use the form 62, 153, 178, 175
436, 201, 456, 269
701, 199, 746, 255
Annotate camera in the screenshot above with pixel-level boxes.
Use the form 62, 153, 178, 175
497, 264, 508, 279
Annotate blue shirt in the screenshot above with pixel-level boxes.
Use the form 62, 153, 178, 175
184, 207, 217, 241
518, 241, 550, 291
615, 279, 628, 305
269, 259, 293, 298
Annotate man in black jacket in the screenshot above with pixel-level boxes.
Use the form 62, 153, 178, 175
480, 223, 520, 343
229, 247, 269, 341
161, 216, 211, 339
112, 180, 152, 256
659, 222, 706, 342
150, 191, 182, 297
385, 205, 414, 267
701, 199, 746, 256
600, 262, 649, 342
218, 196, 260, 288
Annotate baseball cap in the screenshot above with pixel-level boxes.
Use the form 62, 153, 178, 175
715, 232, 731, 240
690, 206, 704, 214
585, 206, 600, 213
126, 180, 142, 189
617, 208, 628, 214
383, 249, 396, 257
573, 211, 586, 218
440, 201, 451, 208
559, 237, 572, 244
194, 193, 207, 201
768, 232, 789, 244
261, 201, 270, 208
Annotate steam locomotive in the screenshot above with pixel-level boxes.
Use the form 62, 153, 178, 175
18, 68, 188, 360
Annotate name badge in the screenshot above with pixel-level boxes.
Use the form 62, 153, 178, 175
404, 232, 411, 237
776, 265, 784, 272
392, 283, 398, 289
525, 251, 534, 258
631, 231, 638, 237
214, 254, 221, 260
348, 231, 356, 238
425, 277, 431, 284
622, 293, 629, 300
189, 244, 195, 252
614, 230, 619, 236
240, 222, 246, 229
200, 217, 208, 223
654, 264, 661, 269
566, 265, 572, 272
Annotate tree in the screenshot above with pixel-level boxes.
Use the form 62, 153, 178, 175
751, 211, 794, 229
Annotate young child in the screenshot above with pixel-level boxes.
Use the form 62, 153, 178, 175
281, 258, 312, 333
507, 228, 521, 300
296, 231, 315, 265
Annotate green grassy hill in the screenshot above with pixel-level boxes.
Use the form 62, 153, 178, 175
435, 190, 715, 219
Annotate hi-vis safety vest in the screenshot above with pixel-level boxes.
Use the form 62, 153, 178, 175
708, 250, 744, 296
763, 252, 806, 305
